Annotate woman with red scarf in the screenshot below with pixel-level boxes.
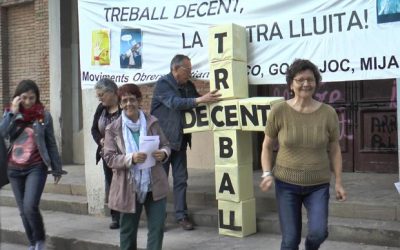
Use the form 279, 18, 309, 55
0, 79, 66, 250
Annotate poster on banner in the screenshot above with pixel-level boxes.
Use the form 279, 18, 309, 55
91, 29, 110, 66
78, 0, 400, 88
120, 29, 143, 69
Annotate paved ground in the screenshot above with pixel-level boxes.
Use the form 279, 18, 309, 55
1, 206, 399, 250
1, 165, 399, 250
60, 164, 400, 205
0, 243, 26, 250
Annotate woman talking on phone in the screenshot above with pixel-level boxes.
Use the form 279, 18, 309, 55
0, 79, 66, 250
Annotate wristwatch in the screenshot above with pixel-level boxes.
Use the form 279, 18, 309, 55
261, 171, 273, 178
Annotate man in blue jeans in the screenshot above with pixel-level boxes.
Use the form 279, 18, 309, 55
151, 54, 220, 230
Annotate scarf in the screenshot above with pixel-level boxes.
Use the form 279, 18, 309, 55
121, 110, 151, 204
21, 104, 45, 123
6, 103, 45, 123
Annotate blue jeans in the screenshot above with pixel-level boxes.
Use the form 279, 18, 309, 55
275, 179, 330, 250
120, 193, 166, 250
162, 149, 188, 220
8, 164, 48, 245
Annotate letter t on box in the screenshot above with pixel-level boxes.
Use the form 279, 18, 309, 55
209, 23, 247, 62
209, 24, 248, 100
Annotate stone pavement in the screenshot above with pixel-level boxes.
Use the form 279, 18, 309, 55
1, 165, 399, 249
45, 164, 400, 208
1, 205, 399, 250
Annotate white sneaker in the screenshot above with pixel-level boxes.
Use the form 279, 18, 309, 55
28, 245, 35, 250
34, 241, 46, 250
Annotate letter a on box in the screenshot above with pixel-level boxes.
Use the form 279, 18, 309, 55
215, 164, 254, 202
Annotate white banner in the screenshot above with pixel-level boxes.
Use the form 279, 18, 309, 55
78, 0, 400, 88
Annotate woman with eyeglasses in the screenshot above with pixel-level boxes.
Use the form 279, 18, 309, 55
103, 83, 170, 250
259, 59, 347, 250
91, 78, 122, 229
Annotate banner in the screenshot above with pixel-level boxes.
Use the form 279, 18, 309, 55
78, 0, 400, 88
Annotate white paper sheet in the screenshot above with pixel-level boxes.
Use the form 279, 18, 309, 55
136, 135, 159, 170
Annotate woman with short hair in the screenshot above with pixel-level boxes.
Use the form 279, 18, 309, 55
103, 83, 170, 250
91, 78, 122, 229
260, 59, 347, 250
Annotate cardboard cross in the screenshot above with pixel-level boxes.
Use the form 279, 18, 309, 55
183, 23, 283, 237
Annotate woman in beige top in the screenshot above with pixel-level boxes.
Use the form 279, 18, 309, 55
260, 59, 346, 250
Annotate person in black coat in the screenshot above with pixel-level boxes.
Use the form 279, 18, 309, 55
91, 78, 122, 229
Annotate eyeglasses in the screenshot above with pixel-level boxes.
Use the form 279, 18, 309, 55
120, 97, 138, 105
96, 91, 113, 99
179, 66, 192, 73
293, 78, 316, 85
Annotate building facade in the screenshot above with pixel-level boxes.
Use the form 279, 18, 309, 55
0, 0, 397, 174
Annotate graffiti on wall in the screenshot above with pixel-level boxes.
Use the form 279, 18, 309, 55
369, 113, 397, 149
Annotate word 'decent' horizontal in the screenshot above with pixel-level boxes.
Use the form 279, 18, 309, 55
183, 97, 283, 133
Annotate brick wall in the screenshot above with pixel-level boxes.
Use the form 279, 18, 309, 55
138, 79, 210, 113
0, 0, 49, 111
0, 8, 9, 112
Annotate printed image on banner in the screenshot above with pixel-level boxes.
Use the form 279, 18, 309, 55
91, 29, 110, 66
120, 29, 142, 69
376, 0, 400, 23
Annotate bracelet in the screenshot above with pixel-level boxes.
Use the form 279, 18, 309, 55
261, 171, 273, 178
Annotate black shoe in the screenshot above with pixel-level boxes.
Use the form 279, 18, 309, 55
178, 217, 194, 230
109, 221, 120, 229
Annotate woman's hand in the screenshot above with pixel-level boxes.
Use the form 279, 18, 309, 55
132, 152, 147, 164
152, 150, 166, 162
335, 183, 347, 201
11, 96, 21, 113
259, 175, 274, 192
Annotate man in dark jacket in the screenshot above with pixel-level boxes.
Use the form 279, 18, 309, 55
151, 54, 220, 230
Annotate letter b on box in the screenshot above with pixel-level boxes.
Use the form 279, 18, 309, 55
213, 130, 252, 165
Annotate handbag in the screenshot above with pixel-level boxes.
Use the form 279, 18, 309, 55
0, 122, 29, 188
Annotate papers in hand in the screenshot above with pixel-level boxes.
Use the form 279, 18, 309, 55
136, 135, 160, 170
